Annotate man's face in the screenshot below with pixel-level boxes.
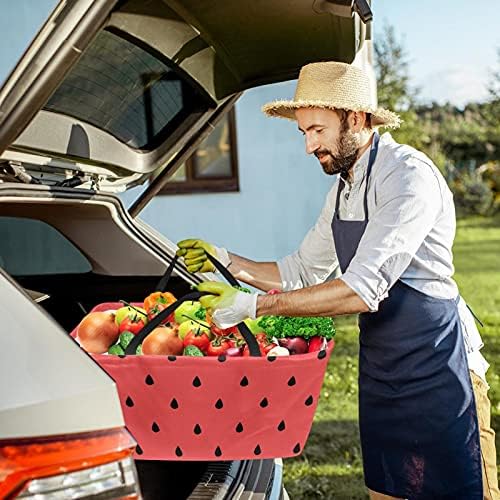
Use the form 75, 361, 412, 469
295, 108, 360, 176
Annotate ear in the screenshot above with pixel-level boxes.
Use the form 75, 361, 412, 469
348, 111, 367, 133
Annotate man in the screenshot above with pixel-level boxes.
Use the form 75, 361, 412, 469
176, 62, 498, 499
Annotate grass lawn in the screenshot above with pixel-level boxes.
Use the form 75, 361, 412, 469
283, 215, 500, 499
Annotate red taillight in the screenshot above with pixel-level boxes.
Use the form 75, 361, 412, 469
0, 427, 137, 498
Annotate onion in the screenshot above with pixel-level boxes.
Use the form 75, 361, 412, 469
278, 337, 309, 355
226, 346, 243, 357
77, 312, 120, 354
267, 346, 290, 357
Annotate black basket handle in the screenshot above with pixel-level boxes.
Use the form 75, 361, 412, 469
125, 291, 261, 356
206, 252, 239, 286
155, 254, 178, 292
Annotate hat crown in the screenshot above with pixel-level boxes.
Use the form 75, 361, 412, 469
294, 62, 374, 110
261, 61, 401, 129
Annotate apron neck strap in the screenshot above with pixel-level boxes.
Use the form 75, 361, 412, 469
335, 131, 380, 220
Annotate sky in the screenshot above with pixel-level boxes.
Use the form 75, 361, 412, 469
372, 0, 500, 107
0, 0, 498, 108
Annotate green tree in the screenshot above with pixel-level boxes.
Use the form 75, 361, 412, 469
374, 24, 440, 167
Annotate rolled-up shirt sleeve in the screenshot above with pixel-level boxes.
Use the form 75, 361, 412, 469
340, 158, 443, 311
278, 184, 340, 291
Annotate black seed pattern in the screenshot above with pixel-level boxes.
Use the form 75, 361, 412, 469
305, 395, 314, 406
260, 397, 269, 408
193, 376, 202, 387
236, 422, 244, 433
194, 424, 202, 435
293, 443, 301, 454
145, 374, 154, 385
168, 355, 177, 361
175, 446, 183, 457
267, 355, 277, 362
118, 354, 126, 359
317, 350, 327, 359
215, 398, 224, 409
215, 446, 222, 457
125, 396, 134, 407
136, 445, 143, 455
287, 376, 296, 386
152, 422, 160, 433
254, 445, 262, 455
240, 376, 249, 387
170, 398, 179, 409
218, 354, 226, 362
278, 420, 286, 431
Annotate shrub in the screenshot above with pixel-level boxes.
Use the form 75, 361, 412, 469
451, 172, 495, 216
478, 162, 500, 212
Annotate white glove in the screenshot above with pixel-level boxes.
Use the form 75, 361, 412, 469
197, 282, 258, 329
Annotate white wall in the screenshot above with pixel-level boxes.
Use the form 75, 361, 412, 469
127, 82, 336, 261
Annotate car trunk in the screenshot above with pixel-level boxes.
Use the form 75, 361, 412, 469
0, 185, 283, 498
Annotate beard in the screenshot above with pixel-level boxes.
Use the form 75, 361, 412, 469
315, 122, 360, 176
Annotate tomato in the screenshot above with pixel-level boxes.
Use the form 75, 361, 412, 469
252, 333, 275, 354
307, 335, 324, 352
254, 333, 269, 344
118, 316, 146, 335
183, 330, 211, 352
242, 344, 268, 356
211, 324, 239, 337
206, 338, 233, 356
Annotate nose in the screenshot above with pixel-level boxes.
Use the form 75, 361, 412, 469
305, 133, 319, 155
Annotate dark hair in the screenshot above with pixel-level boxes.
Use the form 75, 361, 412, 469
335, 109, 373, 130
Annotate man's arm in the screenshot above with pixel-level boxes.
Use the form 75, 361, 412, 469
256, 278, 370, 317
228, 253, 282, 292
229, 183, 339, 293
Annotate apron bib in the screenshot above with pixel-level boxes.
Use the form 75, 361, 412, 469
331, 133, 482, 499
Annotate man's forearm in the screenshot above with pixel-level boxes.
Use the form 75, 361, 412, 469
228, 253, 283, 292
256, 278, 370, 317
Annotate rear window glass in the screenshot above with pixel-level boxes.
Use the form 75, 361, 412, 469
0, 217, 91, 275
43, 29, 210, 149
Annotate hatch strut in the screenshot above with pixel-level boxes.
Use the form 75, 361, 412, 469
315, 0, 373, 24
353, 0, 373, 23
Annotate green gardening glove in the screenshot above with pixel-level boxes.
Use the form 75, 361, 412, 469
196, 281, 258, 329
176, 239, 232, 274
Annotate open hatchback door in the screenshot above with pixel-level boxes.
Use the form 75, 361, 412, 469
0, 0, 371, 213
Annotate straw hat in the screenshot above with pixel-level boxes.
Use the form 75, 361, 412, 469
262, 61, 401, 129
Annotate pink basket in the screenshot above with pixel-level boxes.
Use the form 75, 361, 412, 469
72, 302, 333, 461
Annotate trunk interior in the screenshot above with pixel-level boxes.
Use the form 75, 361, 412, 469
0, 186, 279, 499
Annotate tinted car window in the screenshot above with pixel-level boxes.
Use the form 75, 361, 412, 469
0, 217, 91, 275
44, 29, 209, 149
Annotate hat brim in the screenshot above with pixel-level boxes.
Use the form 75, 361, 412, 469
262, 99, 401, 129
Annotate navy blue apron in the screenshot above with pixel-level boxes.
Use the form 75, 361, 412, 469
331, 133, 482, 499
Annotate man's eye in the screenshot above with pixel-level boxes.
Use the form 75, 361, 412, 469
316, 128, 324, 134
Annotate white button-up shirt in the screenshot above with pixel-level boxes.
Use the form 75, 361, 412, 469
277, 132, 489, 379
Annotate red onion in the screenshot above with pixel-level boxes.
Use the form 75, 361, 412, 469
278, 337, 308, 355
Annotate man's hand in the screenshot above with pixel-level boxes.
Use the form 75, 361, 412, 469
176, 239, 231, 273
196, 281, 258, 329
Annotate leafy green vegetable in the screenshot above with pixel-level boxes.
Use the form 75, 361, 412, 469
194, 305, 207, 320
108, 344, 125, 355
257, 316, 335, 340
119, 331, 135, 349
183, 345, 205, 356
